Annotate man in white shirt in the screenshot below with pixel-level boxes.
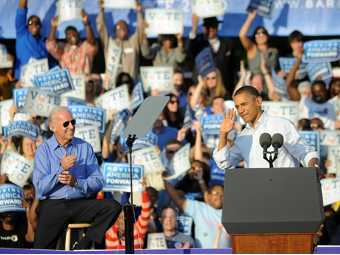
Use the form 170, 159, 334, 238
213, 86, 319, 169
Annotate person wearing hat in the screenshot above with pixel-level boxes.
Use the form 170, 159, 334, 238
188, 14, 236, 95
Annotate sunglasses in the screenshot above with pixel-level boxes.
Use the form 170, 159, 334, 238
63, 119, 76, 128
169, 100, 178, 104
28, 20, 41, 26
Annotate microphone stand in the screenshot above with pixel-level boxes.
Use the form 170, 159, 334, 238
263, 149, 279, 168
124, 134, 137, 254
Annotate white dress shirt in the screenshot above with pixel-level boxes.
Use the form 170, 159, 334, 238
213, 112, 318, 169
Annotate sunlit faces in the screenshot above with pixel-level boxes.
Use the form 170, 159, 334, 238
234, 92, 262, 124
206, 185, 224, 209
254, 28, 268, 45
52, 110, 75, 144
290, 39, 304, 55
27, 16, 41, 36
204, 71, 217, 89
167, 96, 179, 113
161, 207, 177, 232
250, 74, 264, 94
311, 82, 328, 104
115, 20, 128, 41
65, 28, 80, 46
22, 137, 36, 159
211, 97, 225, 114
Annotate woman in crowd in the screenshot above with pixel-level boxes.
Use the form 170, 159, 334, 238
239, 10, 278, 75
162, 93, 184, 129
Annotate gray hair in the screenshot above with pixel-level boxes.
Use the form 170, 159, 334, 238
48, 106, 72, 127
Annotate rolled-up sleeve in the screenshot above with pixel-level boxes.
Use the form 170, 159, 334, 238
212, 144, 243, 170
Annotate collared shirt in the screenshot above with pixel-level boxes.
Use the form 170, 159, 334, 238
33, 135, 104, 200
15, 7, 49, 79
208, 38, 220, 53
213, 112, 318, 169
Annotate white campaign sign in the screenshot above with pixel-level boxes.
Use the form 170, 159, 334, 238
24, 89, 60, 117
1, 151, 33, 187
74, 125, 101, 153
106, 39, 122, 89
326, 146, 340, 175
192, 0, 226, 18
319, 131, 340, 146
57, 0, 83, 22
62, 75, 86, 100
0, 44, 12, 69
95, 85, 130, 112
145, 9, 184, 36
0, 99, 13, 128
20, 58, 49, 87
321, 178, 340, 206
164, 143, 191, 180
140, 67, 174, 93
103, 0, 136, 9
132, 146, 164, 174
262, 101, 300, 125
147, 233, 167, 249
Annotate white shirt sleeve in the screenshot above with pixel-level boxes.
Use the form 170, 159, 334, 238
212, 144, 243, 170
282, 120, 319, 167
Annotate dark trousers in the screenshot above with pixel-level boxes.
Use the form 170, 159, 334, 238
34, 198, 121, 249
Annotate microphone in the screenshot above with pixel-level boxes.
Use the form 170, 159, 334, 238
259, 133, 272, 151
271, 133, 284, 150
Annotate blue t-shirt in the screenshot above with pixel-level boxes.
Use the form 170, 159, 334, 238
184, 199, 230, 248
153, 126, 178, 150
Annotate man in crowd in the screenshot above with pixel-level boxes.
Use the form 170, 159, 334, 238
46, 11, 97, 75
96, 0, 150, 80
33, 107, 121, 249
188, 15, 236, 93
213, 86, 319, 169
15, 0, 50, 79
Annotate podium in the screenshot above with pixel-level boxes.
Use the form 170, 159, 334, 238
222, 167, 324, 253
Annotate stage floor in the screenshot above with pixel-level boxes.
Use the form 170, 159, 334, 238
0, 246, 340, 254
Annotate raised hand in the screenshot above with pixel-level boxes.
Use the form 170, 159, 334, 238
51, 16, 59, 28
81, 10, 89, 25
58, 170, 76, 186
220, 109, 236, 135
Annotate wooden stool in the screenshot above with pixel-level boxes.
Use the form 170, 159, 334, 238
65, 223, 91, 250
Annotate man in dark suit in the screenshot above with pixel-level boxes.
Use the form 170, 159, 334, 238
188, 15, 236, 95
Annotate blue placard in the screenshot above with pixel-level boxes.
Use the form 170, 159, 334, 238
7, 121, 39, 139
303, 40, 340, 63
13, 88, 29, 111
247, 0, 274, 17
200, 114, 224, 136
271, 69, 288, 99
33, 69, 74, 94
306, 62, 332, 85
130, 82, 144, 110
195, 47, 215, 77
279, 57, 307, 78
177, 216, 193, 236
69, 105, 106, 133
101, 162, 144, 192
299, 131, 320, 158
0, 184, 25, 213
65, 97, 87, 106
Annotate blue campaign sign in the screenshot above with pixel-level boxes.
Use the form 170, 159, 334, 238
247, 0, 274, 17
130, 82, 144, 110
306, 62, 332, 85
64, 97, 87, 106
195, 47, 215, 77
303, 40, 340, 63
177, 216, 193, 236
0, 184, 25, 213
3, 0, 340, 39
200, 113, 224, 136
110, 109, 131, 144
299, 131, 320, 157
33, 69, 74, 94
271, 69, 288, 99
13, 88, 29, 111
69, 105, 106, 133
7, 121, 39, 139
101, 162, 144, 192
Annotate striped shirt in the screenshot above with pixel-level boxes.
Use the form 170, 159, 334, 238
105, 191, 151, 249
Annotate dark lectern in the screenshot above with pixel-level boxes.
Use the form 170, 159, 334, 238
222, 167, 324, 253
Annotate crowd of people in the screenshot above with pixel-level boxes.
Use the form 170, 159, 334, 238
0, 0, 339, 250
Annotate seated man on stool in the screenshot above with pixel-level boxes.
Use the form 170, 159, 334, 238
33, 106, 121, 249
